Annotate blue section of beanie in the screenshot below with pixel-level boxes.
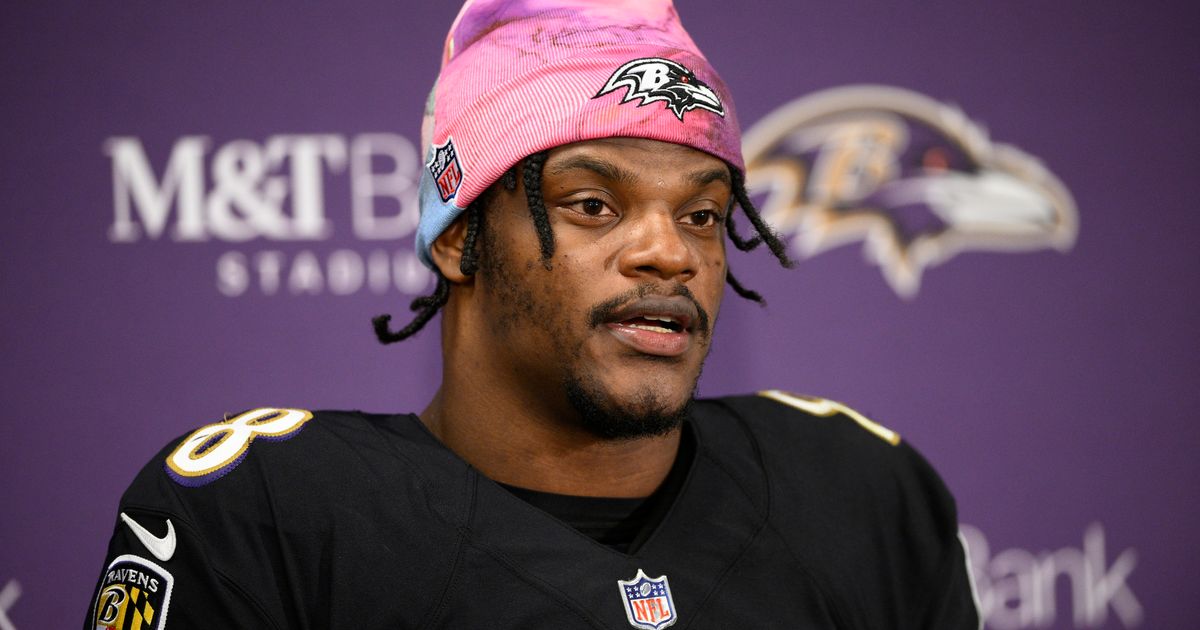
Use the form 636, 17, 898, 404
415, 158, 465, 270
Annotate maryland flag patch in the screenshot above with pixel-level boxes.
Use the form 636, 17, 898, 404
92, 555, 173, 630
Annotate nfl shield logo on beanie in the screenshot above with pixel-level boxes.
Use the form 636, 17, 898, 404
618, 569, 677, 629
427, 137, 464, 202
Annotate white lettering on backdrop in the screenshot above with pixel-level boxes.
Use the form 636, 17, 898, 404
104, 134, 431, 297
963, 523, 1143, 629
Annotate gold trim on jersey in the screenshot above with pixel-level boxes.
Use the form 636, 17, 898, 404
165, 408, 313, 479
756, 389, 901, 446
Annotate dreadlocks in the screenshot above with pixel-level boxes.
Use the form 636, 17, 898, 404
371, 168, 516, 344
522, 151, 555, 270
373, 156, 791, 344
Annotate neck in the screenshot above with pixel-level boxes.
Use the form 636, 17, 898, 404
421, 387, 682, 498
423, 288, 683, 498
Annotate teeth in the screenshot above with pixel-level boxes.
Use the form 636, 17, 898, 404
627, 323, 673, 333
644, 315, 677, 324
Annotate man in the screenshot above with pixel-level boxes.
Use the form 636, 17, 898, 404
87, 1, 980, 628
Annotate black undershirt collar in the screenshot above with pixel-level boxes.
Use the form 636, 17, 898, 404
498, 421, 696, 554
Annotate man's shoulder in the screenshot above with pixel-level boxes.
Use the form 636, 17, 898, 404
693, 395, 976, 626
142, 407, 408, 482
693, 390, 956, 521
695, 389, 902, 455
120, 407, 459, 520
96, 409, 464, 627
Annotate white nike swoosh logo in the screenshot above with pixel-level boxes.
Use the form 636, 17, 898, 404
120, 512, 176, 562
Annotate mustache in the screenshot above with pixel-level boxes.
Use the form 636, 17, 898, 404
587, 283, 712, 338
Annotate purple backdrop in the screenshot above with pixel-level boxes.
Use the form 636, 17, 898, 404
2, 2, 1196, 628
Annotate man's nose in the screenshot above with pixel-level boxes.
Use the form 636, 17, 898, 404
616, 211, 698, 283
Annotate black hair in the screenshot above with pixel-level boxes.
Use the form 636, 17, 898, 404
373, 154, 792, 344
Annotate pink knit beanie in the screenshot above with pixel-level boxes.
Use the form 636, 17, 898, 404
416, 0, 743, 266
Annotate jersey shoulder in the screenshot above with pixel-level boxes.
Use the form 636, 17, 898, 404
696, 393, 977, 626
701, 389, 901, 449
95, 408, 461, 628
120, 407, 452, 518
161, 407, 316, 487
136, 407, 392, 485
756, 388, 901, 445
697, 389, 956, 526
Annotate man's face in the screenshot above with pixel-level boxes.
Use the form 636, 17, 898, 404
473, 137, 731, 439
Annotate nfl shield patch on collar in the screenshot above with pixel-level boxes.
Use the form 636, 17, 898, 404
618, 569, 677, 629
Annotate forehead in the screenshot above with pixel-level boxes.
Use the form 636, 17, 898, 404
543, 138, 731, 186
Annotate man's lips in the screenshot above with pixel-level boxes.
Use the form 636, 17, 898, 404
602, 296, 698, 357
606, 296, 696, 332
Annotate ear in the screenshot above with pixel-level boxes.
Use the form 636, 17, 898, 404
430, 214, 471, 284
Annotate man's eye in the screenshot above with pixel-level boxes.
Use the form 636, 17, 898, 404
578, 198, 609, 216
685, 210, 721, 227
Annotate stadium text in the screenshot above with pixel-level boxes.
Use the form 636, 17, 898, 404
215, 249, 430, 297
962, 523, 1142, 629
105, 133, 433, 297
106, 134, 420, 243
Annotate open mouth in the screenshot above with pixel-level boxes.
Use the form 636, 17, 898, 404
616, 315, 686, 334
600, 296, 699, 357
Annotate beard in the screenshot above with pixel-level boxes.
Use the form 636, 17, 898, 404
562, 368, 695, 441
477, 214, 709, 440
561, 283, 709, 440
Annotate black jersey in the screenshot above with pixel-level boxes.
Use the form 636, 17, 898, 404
85, 391, 980, 629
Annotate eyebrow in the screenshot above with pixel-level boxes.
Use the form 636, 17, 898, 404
548, 156, 639, 185
548, 156, 732, 189
687, 167, 732, 188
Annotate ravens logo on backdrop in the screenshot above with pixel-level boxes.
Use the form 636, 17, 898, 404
743, 85, 1077, 297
